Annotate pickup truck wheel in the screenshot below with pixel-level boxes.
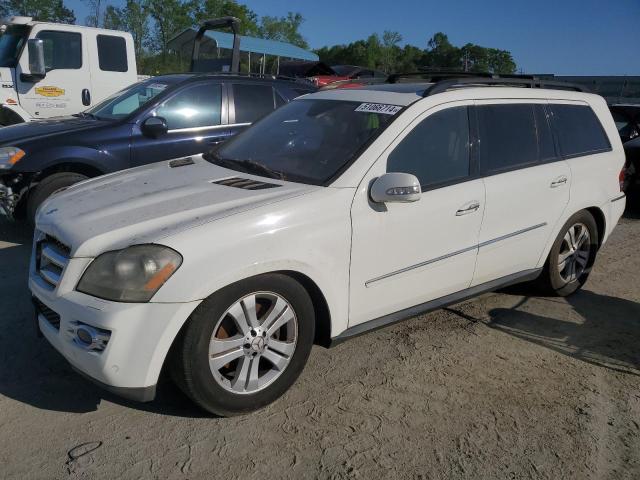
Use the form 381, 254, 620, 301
26, 172, 88, 225
171, 274, 315, 416
537, 210, 599, 296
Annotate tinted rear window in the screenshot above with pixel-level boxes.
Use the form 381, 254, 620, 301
550, 104, 611, 157
97, 35, 128, 72
477, 104, 540, 172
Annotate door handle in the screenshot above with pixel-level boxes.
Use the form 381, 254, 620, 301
456, 201, 481, 216
81, 89, 91, 106
550, 176, 568, 188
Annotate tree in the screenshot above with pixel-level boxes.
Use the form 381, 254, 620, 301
147, 0, 192, 62
381, 30, 402, 72
103, 0, 149, 59
423, 32, 461, 70
190, 0, 261, 36
259, 12, 308, 49
5, 0, 76, 23
83, 0, 102, 27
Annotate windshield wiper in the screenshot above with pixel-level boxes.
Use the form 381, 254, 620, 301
205, 152, 284, 180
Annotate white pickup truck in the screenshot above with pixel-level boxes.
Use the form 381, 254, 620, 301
0, 16, 137, 125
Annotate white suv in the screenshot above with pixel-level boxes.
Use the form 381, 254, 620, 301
29, 78, 627, 416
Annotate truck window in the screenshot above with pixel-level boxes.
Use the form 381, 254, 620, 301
155, 83, 222, 130
97, 35, 128, 72
36, 31, 82, 70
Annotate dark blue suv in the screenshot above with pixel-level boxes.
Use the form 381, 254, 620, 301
0, 74, 315, 222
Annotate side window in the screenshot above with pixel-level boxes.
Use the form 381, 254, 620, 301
233, 84, 275, 124
36, 31, 82, 70
550, 104, 611, 157
97, 35, 128, 72
387, 106, 470, 188
477, 104, 539, 172
155, 83, 222, 130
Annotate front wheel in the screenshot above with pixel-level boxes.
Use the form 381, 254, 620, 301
26, 172, 88, 225
170, 274, 315, 416
536, 210, 599, 296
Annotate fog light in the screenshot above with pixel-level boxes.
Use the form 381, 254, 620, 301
68, 322, 111, 352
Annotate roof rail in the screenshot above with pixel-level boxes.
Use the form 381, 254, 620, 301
189, 71, 316, 86
422, 76, 590, 97
385, 70, 590, 95
387, 70, 539, 83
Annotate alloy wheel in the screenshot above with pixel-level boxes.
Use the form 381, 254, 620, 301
208, 292, 298, 395
557, 222, 591, 283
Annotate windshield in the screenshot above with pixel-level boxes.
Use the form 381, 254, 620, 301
0, 25, 29, 68
208, 99, 399, 185
85, 79, 178, 120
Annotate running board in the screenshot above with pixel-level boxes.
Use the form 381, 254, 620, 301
329, 268, 542, 347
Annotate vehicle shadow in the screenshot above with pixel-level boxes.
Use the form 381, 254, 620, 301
0, 219, 207, 417
485, 289, 640, 376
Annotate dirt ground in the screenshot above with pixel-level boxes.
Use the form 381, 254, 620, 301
0, 207, 639, 480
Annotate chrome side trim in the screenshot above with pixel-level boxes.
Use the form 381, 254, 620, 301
365, 245, 478, 287
611, 193, 626, 203
167, 122, 251, 134
478, 222, 547, 248
364, 222, 548, 287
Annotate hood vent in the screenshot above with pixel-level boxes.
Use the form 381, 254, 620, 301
212, 177, 280, 190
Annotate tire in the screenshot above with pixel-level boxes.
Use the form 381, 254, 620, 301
536, 210, 599, 296
170, 273, 315, 416
26, 172, 88, 225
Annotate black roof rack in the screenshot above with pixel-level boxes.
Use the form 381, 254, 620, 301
385, 70, 590, 96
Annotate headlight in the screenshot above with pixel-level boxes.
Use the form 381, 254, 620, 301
77, 245, 182, 302
0, 147, 25, 169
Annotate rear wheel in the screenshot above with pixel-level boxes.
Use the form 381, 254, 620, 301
170, 274, 315, 416
537, 210, 599, 296
26, 172, 88, 225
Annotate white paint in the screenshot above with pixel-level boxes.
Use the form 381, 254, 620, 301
29, 85, 627, 393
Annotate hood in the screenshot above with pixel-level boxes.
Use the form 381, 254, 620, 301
0, 115, 108, 145
36, 155, 317, 257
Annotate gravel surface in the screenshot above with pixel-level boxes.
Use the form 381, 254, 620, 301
0, 209, 638, 480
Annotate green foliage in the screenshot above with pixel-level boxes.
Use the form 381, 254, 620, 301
259, 12, 308, 49
317, 31, 517, 74
4, 0, 76, 23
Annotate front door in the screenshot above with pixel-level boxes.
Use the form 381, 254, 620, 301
349, 103, 485, 326
17, 28, 91, 119
131, 81, 230, 167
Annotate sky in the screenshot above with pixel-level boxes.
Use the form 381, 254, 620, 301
66, 0, 640, 75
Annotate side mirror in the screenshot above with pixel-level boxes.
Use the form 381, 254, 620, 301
27, 39, 46, 79
370, 172, 421, 203
141, 116, 168, 138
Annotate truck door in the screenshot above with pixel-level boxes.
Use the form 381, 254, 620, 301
16, 27, 92, 119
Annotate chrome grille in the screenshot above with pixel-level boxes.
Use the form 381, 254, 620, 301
36, 234, 70, 290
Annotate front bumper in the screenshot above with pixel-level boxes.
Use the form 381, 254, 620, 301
29, 262, 201, 402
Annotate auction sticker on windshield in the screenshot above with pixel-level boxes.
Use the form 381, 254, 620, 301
355, 103, 402, 115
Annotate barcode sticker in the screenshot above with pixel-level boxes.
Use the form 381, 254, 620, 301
354, 103, 403, 115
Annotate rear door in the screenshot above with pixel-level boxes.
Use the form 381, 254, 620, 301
471, 101, 570, 286
17, 27, 90, 119
131, 81, 229, 166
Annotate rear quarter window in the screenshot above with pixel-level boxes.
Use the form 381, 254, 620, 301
550, 104, 611, 157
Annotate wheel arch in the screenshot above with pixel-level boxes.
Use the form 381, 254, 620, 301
157, 268, 334, 386
585, 206, 606, 248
